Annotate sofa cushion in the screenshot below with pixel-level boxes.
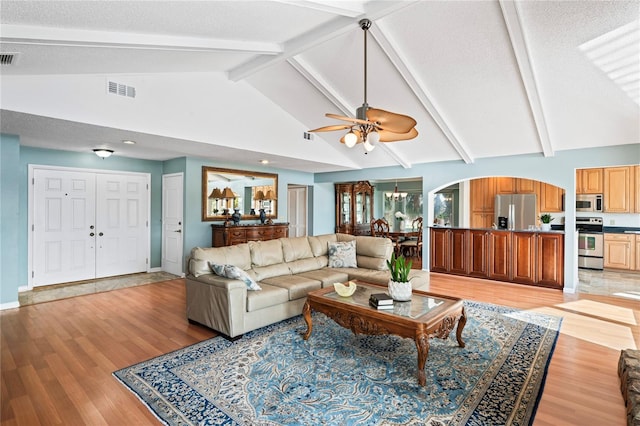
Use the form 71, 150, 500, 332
252, 263, 291, 282
297, 269, 350, 287
260, 275, 322, 300
356, 255, 388, 271
210, 262, 262, 291
249, 239, 284, 267
281, 237, 313, 262
354, 235, 393, 259
287, 257, 325, 274
246, 283, 289, 312
328, 240, 357, 268
191, 244, 252, 271
308, 234, 338, 257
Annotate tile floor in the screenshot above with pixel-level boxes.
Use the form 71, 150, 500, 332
16, 268, 640, 306
18, 271, 179, 306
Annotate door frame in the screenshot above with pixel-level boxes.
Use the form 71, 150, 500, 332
27, 164, 151, 290
161, 172, 184, 277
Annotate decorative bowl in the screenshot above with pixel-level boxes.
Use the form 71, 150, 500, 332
333, 281, 357, 297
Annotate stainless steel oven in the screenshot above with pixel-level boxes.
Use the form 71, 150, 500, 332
576, 217, 603, 270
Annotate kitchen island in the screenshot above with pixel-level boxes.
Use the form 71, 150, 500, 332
430, 227, 564, 289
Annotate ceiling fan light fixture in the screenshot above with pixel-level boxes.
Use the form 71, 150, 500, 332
344, 130, 358, 148
363, 140, 375, 152
93, 148, 114, 158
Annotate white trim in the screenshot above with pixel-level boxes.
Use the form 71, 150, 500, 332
0, 301, 20, 310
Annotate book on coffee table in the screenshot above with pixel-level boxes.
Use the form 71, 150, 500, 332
369, 300, 394, 310
369, 293, 394, 306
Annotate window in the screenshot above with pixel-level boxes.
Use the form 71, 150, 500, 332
383, 192, 423, 230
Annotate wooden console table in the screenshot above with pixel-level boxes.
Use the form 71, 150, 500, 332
211, 223, 289, 247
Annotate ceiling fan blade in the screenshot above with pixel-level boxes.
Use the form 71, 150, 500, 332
326, 113, 371, 126
308, 124, 352, 133
378, 127, 419, 142
367, 108, 417, 134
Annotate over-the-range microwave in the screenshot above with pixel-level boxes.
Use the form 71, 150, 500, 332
576, 194, 603, 212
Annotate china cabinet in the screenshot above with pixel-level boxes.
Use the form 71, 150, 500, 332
335, 181, 374, 235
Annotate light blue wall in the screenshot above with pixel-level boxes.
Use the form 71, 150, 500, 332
1, 135, 21, 306
183, 157, 315, 254
315, 144, 640, 293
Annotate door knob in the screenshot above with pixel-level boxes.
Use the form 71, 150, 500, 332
175, 229, 182, 233
90, 232, 95, 237
99, 232, 104, 236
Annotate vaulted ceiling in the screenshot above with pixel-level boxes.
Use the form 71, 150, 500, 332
1, 1, 638, 173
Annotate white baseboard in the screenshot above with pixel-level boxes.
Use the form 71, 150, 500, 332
149, 267, 161, 273
0, 301, 20, 310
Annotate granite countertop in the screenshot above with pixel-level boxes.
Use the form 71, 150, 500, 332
603, 226, 640, 234
429, 225, 564, 234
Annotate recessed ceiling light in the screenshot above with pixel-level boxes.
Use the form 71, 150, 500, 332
122, 140, 136, 145
259, 159, 269, 165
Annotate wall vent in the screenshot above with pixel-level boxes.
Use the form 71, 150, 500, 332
0, 53, 19, 66
107, 80, 136, 98
303, 132, 313, 140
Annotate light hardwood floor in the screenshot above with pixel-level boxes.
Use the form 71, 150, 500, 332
2, 275, 638, 425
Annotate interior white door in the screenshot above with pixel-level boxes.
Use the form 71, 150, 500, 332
287, 185, 308, 237
33, 169, 97, 286
95, 173, 149, 278
162, 173, 184, 276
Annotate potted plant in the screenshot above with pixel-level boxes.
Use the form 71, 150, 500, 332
386, 253, 413, 301
539, 214, 554, 231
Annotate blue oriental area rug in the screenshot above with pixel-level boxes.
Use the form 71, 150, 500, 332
113, 301, 561, 425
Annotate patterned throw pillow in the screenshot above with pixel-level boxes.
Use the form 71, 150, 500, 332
209, 262, 262, 291
328, 241, 357, 268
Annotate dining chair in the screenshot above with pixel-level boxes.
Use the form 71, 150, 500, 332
370, 218, 401, 255
400, 217, 423, 258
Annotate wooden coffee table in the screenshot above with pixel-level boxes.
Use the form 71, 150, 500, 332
302, 280, 466, 386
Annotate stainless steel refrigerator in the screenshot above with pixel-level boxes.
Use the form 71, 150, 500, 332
494, 194, 537, 230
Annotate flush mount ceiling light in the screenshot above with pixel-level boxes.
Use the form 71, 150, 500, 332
308, 19, 418, 152
93, 148, 114, 158
122, 140, 136, 145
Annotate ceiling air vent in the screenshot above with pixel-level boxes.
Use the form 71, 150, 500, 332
0, 53, 19, 66
107, 80, 136, 98
303, 132, 313, 141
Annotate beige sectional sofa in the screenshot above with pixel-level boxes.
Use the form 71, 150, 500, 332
186, 233, 429, 339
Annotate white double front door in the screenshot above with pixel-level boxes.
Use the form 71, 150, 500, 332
32, 167, 149, 287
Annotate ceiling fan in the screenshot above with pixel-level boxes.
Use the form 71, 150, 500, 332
309, 18, 418, 152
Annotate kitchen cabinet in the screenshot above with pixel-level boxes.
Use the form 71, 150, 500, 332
538, 182, 564, 213
429, 228, 468, 274
212, 223, 289, 247
489, 230, 511, 281
636, 235, 640, 271
537, 233, 564, 288
604, 233, 635, 270
468, 230, 490, 277
512, 232, 536, 285
495, 177, 516, 194
470, 178, 496, 228
430, 228, 564, 288
576, 168, 603, 194
635, 166, 640, 213
516, 178, 538, 194
604, 166, 632, 213
335, 181, 373, 235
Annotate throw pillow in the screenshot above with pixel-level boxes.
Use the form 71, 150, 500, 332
328, 240, 357, 268
209, 262, 262, 291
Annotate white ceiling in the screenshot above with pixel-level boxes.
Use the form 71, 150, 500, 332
1, 0, 638, 173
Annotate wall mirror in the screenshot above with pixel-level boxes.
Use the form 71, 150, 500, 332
202, 166, 278, 221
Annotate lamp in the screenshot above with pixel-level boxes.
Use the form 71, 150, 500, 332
254, 190, 265, 201
385, 181, 407, 200
209, 188, 223, 199
221, 187, 235, 199
93, 149, 114, 158
265, 189, 277, 200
